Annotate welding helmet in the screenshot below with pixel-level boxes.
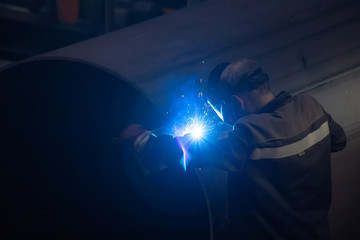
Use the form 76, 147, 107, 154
207, 60, 270, 124
206, 62, 231, 122
206, 62, 247, 124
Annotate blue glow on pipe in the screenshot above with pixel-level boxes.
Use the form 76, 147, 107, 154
182, 146, 188, 171
176, 135, 192, 170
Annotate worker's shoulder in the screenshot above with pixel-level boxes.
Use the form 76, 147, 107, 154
233, 114, 267, 133
291, 93, 324, 107
290, 94, 326, 116
233, 93, 326, 132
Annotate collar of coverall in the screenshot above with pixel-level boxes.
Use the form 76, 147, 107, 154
255, 91, 291, 114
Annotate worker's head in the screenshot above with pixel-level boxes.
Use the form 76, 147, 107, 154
207, 59, 274, 124
207, 62, 231, 100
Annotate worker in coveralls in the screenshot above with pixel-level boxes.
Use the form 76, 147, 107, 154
121, 59, 346, 239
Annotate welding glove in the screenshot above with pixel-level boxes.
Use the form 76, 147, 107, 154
118, 124, 183, 173
117, 124, 151, 153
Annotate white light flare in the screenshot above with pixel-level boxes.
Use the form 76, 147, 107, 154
190, 124, 204, 139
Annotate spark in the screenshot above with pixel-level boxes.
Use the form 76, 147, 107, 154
170, 83, 227, 170
175, 117, 206, 139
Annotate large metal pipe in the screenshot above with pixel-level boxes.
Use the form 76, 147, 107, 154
0, 59, 210, 239
4, 0, 359, 110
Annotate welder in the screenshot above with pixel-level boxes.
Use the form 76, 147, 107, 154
120, 59, 346, 239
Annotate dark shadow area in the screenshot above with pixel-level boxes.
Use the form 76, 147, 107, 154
0, 59, 208, 239
0, 0, 189, 60
330, 130, 360, 240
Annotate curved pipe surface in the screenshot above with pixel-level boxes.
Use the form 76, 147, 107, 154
12, 0, 355, 110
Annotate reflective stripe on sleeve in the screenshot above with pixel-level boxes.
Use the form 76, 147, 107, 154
249, 121, 330, 160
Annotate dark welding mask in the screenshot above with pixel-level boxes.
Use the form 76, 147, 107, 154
206, 62, 231, 122
207, 94, 247, 125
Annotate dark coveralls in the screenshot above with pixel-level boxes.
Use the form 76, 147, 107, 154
141, 91, 346, 239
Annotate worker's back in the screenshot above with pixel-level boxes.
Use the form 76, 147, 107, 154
227, 92, 346, 240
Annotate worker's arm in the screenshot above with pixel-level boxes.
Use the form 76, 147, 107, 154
327, 113, 346, 152
142, 124, 251, 172
117, 124, 182, 174
141, 133, 183, 170
119, 123, 250, 173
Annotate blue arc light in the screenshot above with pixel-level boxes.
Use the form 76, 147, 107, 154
175, 117, 208, 170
